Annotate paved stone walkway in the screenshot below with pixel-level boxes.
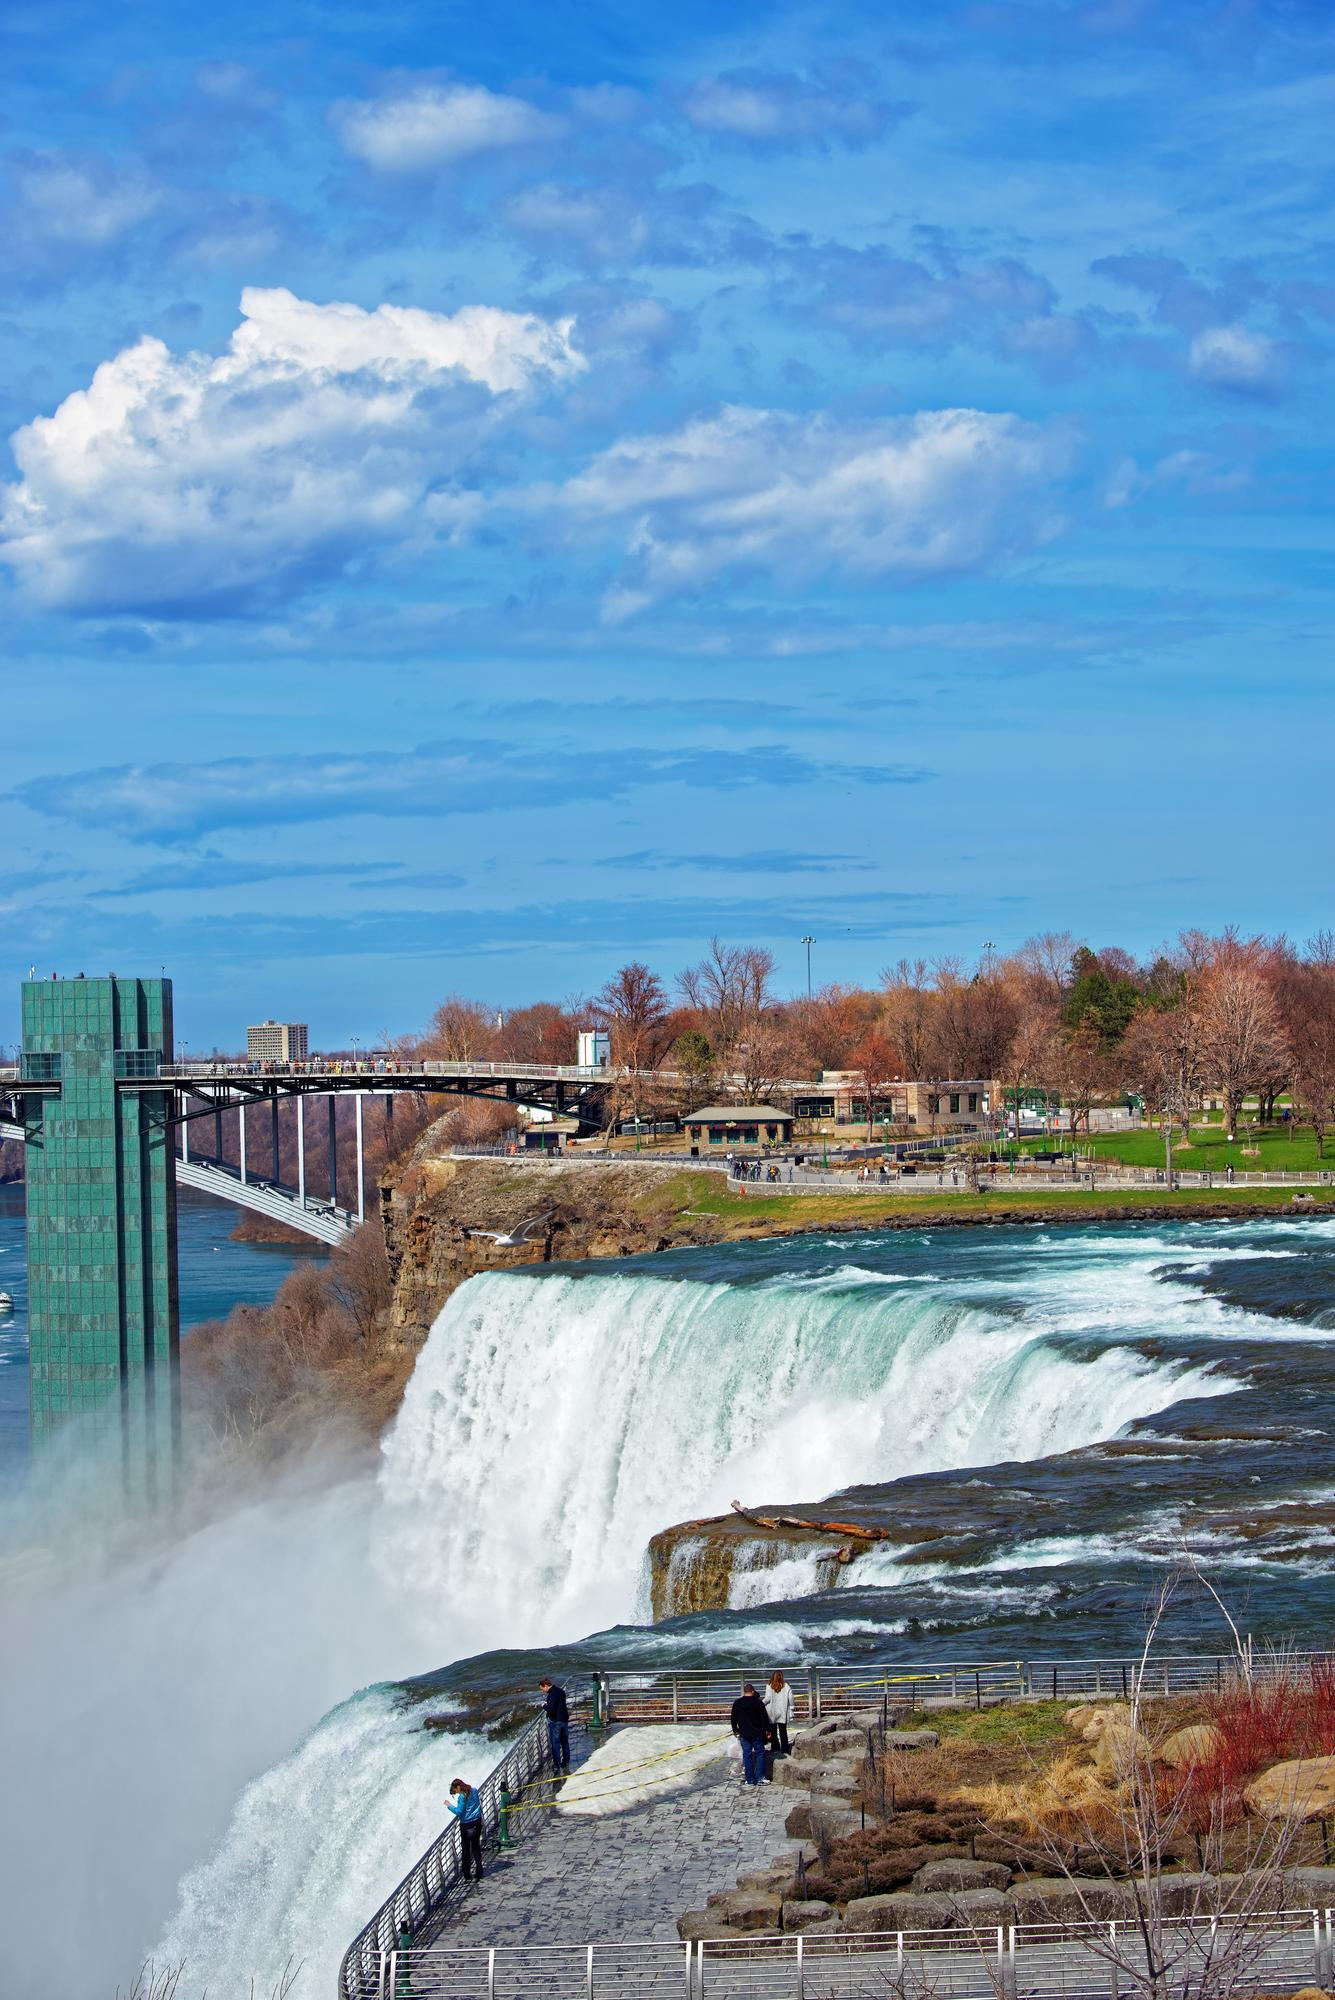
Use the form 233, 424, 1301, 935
447, 1742, 793, 1945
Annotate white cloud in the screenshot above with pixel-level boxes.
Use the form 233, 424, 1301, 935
1, 286, 584, 615
682, 68, 898, 149
333, 83, 560, 172
555, 405, 1070, 614
12, 149, 161, 246
1188, 324, 1283, 395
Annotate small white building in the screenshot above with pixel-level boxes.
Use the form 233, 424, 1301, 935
577, 1030, 610, 1068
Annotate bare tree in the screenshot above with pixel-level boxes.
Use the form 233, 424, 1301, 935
879, 958, 935, 1079
847, 1027, 900, 1139
1288, 963, 1335, 1158
679, 939, 775, 1093
1053, 1017, 1107, 1137
1018, 930, 1077, 1005
421, 996, 499, 1063
1195, 951, 1290, 1142
1121, 1004, 1202, 1141
594, 962, 670, 1128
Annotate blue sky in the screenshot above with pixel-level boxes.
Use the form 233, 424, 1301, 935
2, 0, 1333, 1050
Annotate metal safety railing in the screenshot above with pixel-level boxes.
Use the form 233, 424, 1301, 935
383, 1911, 1332, 2000
341, 1653, 1335, 1995
384, 1940, 690, 1998
597, 1651, 1335, 1724
338, 1699, 597, 2000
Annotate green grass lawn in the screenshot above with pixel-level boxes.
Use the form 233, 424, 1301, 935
677, 1175, 1330, 1233
1022, 1122, 1332, 1174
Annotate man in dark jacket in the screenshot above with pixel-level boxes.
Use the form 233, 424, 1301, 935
730, 1683, 772, 1786
540, 1677, 570, 1772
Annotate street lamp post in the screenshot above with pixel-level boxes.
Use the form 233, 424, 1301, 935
802, 935, 815, 999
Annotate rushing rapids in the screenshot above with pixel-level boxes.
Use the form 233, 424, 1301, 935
10, 1216, 1335, 1997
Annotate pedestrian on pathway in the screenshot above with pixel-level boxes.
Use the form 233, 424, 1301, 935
763, 1670, 794, 1757
730, 1682, 773, 1786
445, 1777, 485, 1879
540, 1677, 570, 1772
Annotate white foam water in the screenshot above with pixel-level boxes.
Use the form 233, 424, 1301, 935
374, 1263, 1240, 1645
45, 1225, 1287, 1995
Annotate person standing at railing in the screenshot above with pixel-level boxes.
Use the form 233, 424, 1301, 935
540, 1677, 570, 1772
730, 1683, 773, 1786
763, 1670, 794, 1758
444, 1778, 484, 1880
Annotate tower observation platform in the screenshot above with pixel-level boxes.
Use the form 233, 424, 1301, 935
0, 976, 616, 1475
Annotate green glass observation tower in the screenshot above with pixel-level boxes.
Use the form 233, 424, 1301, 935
21, 976, 179, 1480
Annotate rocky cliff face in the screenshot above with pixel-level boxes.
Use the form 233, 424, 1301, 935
379, 1152, 732, 1349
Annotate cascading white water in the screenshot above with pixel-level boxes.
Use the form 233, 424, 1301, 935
374, 1261, 1239, 1646
29, 1228, 1264, 1999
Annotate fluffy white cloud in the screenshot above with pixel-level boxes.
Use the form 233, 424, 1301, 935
1188, 324, 1283, 395
1, 286, 584, 614
682, 68, 898, 149
333, 83, 559, 171
556, 405, 1070, 615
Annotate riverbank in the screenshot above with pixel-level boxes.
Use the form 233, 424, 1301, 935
382, 1149, 1335, 1349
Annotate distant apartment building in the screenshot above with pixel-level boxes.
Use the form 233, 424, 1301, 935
246, 1019, 309, 1062
790, 1072, 989, 1128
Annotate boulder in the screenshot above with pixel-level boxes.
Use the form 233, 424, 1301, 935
737, 1865, 798, 1893
886, 1729, 940, 1750
1006, 1878, 1135, 1923
782, 1899, 839, 1933
1158, 1723, 1222, 1771
702, 1890, 782, 1932
950, 1889, 1007, 1924
1244, 1756, 1335, 1823
845, 1892, 956, 1932
776, 1758, 815, 1790
825, 1729, 872, 1756
677, 1912, 742, 1941
913, 1859, 1012, 1894
1073, 1704, 1129, 1744
785, 1800, 863, 1842
794, 1730, 860, 1761
1285, 1866, 1335, 1902
779, 1841, 820, 1871
796, 1719, 840, 1742
1092, 1720, 1152, 1778
804, 1761, 862, 1799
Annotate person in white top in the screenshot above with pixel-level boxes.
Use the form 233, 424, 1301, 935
763, 1669, 795, 1757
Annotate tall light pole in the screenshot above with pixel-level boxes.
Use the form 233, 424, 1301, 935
802, 935, 815, 999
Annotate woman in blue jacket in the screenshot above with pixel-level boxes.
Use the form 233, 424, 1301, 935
445, 1777, 485, 1880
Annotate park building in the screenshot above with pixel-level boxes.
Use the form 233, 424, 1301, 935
246, 1019, 309, 1063
682, 1104, 795, 1151
788, 1073, 990, 1130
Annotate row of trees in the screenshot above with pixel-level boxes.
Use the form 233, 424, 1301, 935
406, 929, 1335, 1154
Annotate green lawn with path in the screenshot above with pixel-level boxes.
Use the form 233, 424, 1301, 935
1021, 1122, 1332, 1174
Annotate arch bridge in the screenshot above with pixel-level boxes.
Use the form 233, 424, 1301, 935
1, 980, 616, 1472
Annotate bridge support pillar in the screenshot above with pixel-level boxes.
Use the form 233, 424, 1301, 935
214, 1107, 222, 1164
181, 1104, 189, 1164
355, 1093, 365, 1225
20, 975, 179, 1479
239, 1101, 248, 1185
297, 1094, 306, 1209
271, 1097, 280, 1183
328, 1095, 338, 1207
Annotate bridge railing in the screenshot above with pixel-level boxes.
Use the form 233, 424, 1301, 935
385, 1910, 1331, 2000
